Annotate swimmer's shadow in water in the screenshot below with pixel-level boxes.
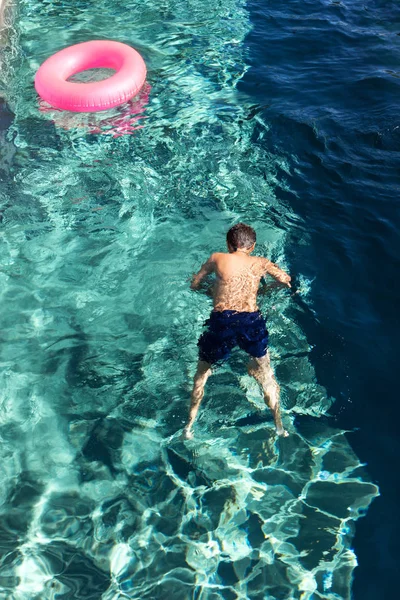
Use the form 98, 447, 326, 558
231, 411, 273, 428
166, 447, 214, 487
232, 412, 334, 431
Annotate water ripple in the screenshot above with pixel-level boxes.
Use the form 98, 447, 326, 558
0, 0, 380, 598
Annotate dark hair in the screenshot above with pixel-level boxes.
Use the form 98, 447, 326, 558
226, 223, 256, 251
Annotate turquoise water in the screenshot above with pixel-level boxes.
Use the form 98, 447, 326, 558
0, 0, 380, 598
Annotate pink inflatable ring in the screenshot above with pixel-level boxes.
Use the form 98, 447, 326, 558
35, 40, 147, 113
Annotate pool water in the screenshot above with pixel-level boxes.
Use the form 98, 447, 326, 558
1, 0, 397, 598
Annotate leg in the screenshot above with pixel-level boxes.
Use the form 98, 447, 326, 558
183, 360, 212, 439
247, 353, 288, 437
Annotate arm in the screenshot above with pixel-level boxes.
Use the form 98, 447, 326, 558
261, 258, 291, 287
191, 254, 216, 290
259, 278, 286, 295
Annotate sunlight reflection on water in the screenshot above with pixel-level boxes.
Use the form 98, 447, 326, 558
0, 0, 378, 598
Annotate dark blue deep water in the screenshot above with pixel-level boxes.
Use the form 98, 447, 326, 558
0, 0, 399, 598
240, 1, 400, 597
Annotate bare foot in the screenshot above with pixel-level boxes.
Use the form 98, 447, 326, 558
183, 427, 193, 440
277, 429, 289, 438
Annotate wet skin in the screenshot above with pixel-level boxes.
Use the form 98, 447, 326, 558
184, 242, 291, 439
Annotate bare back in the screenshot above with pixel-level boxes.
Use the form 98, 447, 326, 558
212, 253, 267, 312
191, 249, 291, 312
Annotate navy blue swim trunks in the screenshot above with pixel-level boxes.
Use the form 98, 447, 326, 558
198, 310, 268, 365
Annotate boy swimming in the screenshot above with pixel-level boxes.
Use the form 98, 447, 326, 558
184, 223, 291, 439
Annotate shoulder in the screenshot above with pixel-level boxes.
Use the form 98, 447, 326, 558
209, 252, 226, 263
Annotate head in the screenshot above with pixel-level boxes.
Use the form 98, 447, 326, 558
226, 223, 256, 254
